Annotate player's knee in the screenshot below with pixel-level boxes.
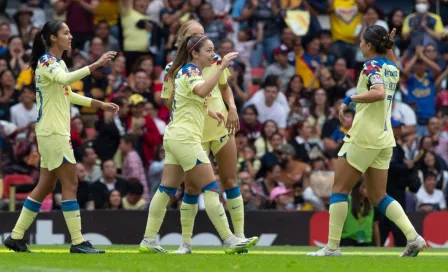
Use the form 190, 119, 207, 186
221, 176, 237, 190
185, 183, 200, 195
367, 191, 386, 206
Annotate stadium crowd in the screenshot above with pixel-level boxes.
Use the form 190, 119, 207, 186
0, 0, 447, 224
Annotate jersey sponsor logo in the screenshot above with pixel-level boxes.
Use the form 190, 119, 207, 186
412, 88, 431, 98
384, 69, 398, 77
63, 85, 69, 96
369, 73, 384, 85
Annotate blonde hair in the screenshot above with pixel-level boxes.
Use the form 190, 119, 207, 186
175, 20, 202, 47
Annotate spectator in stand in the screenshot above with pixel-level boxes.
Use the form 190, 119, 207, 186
119, 134, 150, 202
80, 143, 102, 183
13, 5, 34, 47
307, 88, 330, 140
237, 145, 261, 179
392, 97, 417, 138
160, 0, 192, 36
235, 130, 249, 155
319, 30, 336, 68
83, 20, 120, 53
238, 171, 254, 186
278, 28, 298, 67
4, 36, 28, 78
122, 178, 147, 210
94, 0, 120, 39
278, 143, 311, 188
270, 187, 295, 211
324, 109, 354, 158
321, 98, 342, 157
424, 43, 446, 74
234, 25, 263, 84
148, 145, 165, 196
243, 0, 282, 67
143, 101, 166, 135
54, 163, 95, 210
416, 151, 448, 191
254, 120, 278, 158
120, 0, 152, 74
263, 45, 295, 92
403, 46, 441, 136
387, 9, 407, 55
253, 164, 284, 209
402, 0, 444, 53
127, 94, 161, 167
240, 105, 262, 144
425, 116, 448, 165
259, 132, 285, 174
341, 180, 380, 247
332, 58, 355, 98
94, 97, 128, 161
416, 170, 447, 212
0, 69, 20, 121
10, 85, 36, 140
131, 69, 156, 104
199, 3, 226, 47
53, 0, 98, 50
296, 35, 321, 90
328, 0, 363, 68
91, 160, 127, 209
71, 116, 89, 159
228, 61, 249, 111
106, 54, 126, 93
289, 120, 323, 163
241, 183, 259, 210
107, 189, 123, 210
18, 1, 47, 29
0, 23, 11, 56
128, 56, 158, 91
245, 76, 288, 131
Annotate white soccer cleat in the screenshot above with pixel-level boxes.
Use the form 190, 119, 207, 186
307, 246, 341, 257
139, 238, 169, 254
400, 235, 427, 257
223, 236, 258, 254
175, 242, 192, 254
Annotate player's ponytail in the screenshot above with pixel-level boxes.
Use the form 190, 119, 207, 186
167, 35, 209, 81
363, 25, 394, 54
30, 20, 63, 72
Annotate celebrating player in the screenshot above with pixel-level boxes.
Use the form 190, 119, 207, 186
308, 26, 426, 257
4, 20, 118, 254
139, 35, 256, 254
161, 20, 256, 255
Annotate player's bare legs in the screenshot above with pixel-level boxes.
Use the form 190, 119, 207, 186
5, 168, 57, 252
141, 164, 185, 253
308, 157, 361, 256
364, 168, 425, 257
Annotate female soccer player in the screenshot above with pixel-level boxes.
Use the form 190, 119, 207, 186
309, 26, 426, 257
139, 35, 256, 254
161, 21, 256, 254
4, 20, 119, 254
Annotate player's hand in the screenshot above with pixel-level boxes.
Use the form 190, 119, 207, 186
95, 51, 117, 67
226, 107, 240, 135
220, 52, 239, 70
102, 102, 119, 115
338, 103, 348, 123
208, 110, 226, 127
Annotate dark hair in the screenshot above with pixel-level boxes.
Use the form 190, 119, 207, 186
291, 120, 309, 138
309, 88, 330, 120
319, 30, 332, 37
263, 75, 279, 89
301, 34, 319, 51
423, 169, 438, 181
100, 159, 115, 170
363, 25, 394, 54
107, 189, 123, 209
387, 9, 405, 35
122, 134, 138, 149
134, 68, 148, 77
131, 55, 156, 80
261, 120, 279, 154
126, 179, 144, 195
112, 96, 127, 107
351, 180, 371, 219
285, 74, 304, 98
167, 35, 210, 81
243, 105, 258, 117
364, 5, 384, 20
30, 20, 64, 71
7, 35, 24, 47
153, 144, 164, 162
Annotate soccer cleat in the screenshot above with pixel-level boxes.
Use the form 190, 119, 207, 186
4, 236, 31, 253
307, 246, 341, 257
175, 242, 192, 254
400, 235, 427, 257
70, 241, 105, 254
139, 238, 169, 253
223, 236, 258, 254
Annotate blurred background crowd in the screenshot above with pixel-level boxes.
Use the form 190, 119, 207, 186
0, 0, 447, 245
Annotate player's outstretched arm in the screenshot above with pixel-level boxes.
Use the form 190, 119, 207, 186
352, 84, 385, 103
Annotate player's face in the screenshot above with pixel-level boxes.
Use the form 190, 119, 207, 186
359, 36, 372, 58
195, 39, 215, 68
53, 23, 72, 51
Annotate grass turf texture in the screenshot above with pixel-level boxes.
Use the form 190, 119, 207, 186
1, 245, 448, 272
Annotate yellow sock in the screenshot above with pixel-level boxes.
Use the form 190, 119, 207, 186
382, 198, 417, 241
327, 194, 348, 250
180, 202, 198, 244
226, 196, 245, 238
11, 197, 41, 240
61, 200, 84, 245
144, 186, 176, 239
202, 182, 232, 240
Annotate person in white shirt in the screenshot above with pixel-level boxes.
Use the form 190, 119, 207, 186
10, 85, 37, 140
392, 97, 417, 137
416, 170, 447, 212
244, 75, 288, 131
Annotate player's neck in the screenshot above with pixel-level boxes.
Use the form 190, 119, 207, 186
190, 61, 203, 72
48, 47, 63, 59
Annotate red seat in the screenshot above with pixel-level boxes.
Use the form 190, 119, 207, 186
347, 69, 355, 79
251, 68, 265, 79
3, 175, 34, 200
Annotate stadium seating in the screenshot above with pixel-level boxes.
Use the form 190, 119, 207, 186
3, 174, 34, 200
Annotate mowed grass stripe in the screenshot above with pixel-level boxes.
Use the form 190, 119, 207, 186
1, 249, 448, 256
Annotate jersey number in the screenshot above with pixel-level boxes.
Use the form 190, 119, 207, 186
36, 88, 43, 122
384, 95, 393, 131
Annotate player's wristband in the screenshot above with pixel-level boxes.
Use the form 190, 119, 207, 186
342, 96, 352, 106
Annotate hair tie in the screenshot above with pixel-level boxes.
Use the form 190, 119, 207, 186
188, 36, 206, 53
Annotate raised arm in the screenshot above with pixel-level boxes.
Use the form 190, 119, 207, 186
78, 0, 99, 14
53, 0, 72, 15
435, 67, 448, 89
403, 53, 418, 78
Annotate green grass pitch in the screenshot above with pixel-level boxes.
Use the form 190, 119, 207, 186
1, 245, 448, 272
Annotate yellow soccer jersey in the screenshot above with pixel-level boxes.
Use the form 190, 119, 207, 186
35, 52, 93, 137
164, 63, 207, 143
344, 57, 399, 149
161, 54, 231, 142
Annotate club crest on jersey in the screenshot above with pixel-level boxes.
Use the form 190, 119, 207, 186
63, 85, 69, 96
39, 54, 56, 68
362, 60, 380, 76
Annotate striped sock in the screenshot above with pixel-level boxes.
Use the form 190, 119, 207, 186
327, 193, 348, 250
11, 197, 41, 240
61, 200, 84, 245
180, 193, 199, 244
225, 186, 245, 238
202, 182, 232, 241
144, 185, 177, 239
378, 195, 417, 241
